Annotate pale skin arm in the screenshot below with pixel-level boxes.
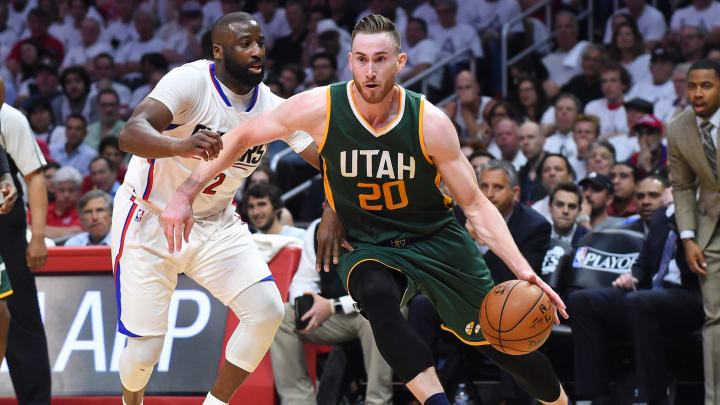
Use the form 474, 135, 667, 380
162, 88, 328, 252
422, 101, 568, 321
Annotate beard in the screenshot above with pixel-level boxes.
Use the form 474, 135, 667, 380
224, 53, 264, 89
352, 74, 395, 104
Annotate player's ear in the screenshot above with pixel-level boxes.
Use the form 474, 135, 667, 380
347, 51, 353, 73
396, 52, 407, 73
212, 44, 224, 60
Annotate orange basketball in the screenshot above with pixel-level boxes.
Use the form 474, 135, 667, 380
479, 280, 555, 355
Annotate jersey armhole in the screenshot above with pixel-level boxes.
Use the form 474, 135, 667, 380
318, 87, 332, 154
418, 96, 434, 166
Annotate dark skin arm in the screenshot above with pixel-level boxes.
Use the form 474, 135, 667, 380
119, 98, 223, 160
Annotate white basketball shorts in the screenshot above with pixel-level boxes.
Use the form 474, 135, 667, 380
110, 186, 272, 337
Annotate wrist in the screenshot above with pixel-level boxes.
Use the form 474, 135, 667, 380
329, 298, 336, 314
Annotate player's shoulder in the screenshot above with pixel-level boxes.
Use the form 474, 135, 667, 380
167, 59, 212, 80
0, 103, 29, 125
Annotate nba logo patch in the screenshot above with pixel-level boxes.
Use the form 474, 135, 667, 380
134, 208, 145, 223
573, 247, 588, 267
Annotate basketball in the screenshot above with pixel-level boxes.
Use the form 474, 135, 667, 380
479, 280, 555, 355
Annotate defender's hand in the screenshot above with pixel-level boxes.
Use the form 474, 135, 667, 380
175, 129, 223, 161
316, 205, 353, 273
517, 271, 568, 324
161, 194, 195, 253
300, 292, 333, 334
683, 239, 707, 276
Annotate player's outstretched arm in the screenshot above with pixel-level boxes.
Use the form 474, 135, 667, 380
161, 88, 327, 252
421, 101, 568, 321
119, 98, 223, 160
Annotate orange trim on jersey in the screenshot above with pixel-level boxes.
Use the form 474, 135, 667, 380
322, 157, 336, 212
0, 290, 13, 299
440, 324, 491, 346
418, 98, 433, 165
345, 258, 404, 301
435, 172, 453, 208
348, 81, 403, 134
318, 87, 332, 154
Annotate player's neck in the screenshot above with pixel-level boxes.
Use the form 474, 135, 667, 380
214, 66, 254, 96
351, 84, 399, 131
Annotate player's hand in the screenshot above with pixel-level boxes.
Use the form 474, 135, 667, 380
26, 235, 47, 270
0, 176, 18, 214
161, 194, 195, 253
316, 204, 353, 273
517, 271, 568, 324
300, 292, 333, 334
683, 238, 707, 276
175, 129, 223, 161
612, 272, 638, 290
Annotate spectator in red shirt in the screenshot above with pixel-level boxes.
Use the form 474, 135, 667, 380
5, 8, 64, 80
29, 165, 82, 239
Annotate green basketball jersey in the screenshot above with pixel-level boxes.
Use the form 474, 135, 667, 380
319, 81, 454, 245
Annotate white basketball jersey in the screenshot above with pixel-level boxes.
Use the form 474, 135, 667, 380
122, 59, 312, 218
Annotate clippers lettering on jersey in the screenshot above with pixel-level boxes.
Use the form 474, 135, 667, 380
340, 150, 413, 211
189, 124, 265, 170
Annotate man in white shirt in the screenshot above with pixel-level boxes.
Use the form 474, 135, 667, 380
543, 10, 588, 88
670, 0, 720, 35
115, 9, 165, 81
429, 0, 483, 64
489, 118, 527, 170
88, 54, 132, 117
655, 62, 692, 123
626, 47, 678, 104
99, 0, 137, 49
603, 0, 666, 47
543, 94, 581, 156
62, 18, 112, 70
608, 98, 654, 162
315, 19, 352, 81
64, 189, 112, 246
585, 62, 631, 137
270, 217, 393, 405
252, 0, 291, 50
400, 17, 439, 84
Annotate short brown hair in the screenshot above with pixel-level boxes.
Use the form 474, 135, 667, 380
352, 14, 401, 53
574, 113, 600, 136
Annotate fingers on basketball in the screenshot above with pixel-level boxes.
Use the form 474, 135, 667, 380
479, 280, 555, 355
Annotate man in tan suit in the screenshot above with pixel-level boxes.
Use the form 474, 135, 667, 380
668, 59, 720, 405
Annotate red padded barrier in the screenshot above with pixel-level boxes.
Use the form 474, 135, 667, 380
4, 246, 314, 404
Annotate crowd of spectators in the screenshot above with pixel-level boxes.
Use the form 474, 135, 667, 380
0, 0, 714, 403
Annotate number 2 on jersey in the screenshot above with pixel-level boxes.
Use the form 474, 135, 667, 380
358, 180, 408, 211
202, 173, 226, 195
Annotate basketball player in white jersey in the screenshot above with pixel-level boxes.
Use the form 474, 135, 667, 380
113, 13, 321, 405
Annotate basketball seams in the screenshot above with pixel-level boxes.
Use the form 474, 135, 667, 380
482, 317, 554, 342
496, 280, 522, 353
501, 288, 545, 332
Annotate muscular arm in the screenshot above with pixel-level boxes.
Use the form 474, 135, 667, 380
421, 100, 567, 318
119, 98, 223, 160
174, 88, 327, 202
118, 98, 178, 157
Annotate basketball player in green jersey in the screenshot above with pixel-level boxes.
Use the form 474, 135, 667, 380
162, 14, 571, 405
